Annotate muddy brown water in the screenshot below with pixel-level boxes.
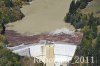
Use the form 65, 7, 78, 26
7, 0, 75, 35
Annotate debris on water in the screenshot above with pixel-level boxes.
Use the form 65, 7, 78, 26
6, 28, 83, 46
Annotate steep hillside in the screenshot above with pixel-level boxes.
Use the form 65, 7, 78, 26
0, 0, 32, 34
81, 0, 100, 17
0, 0, 44, 66
64, 0, 100, 66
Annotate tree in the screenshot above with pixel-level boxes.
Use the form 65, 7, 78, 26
69, 0, 76, 14
4, 0, 14, 7
95, 34, 100, 66
0, 47, 21, 66
75, 0, 81, 10
1, 22, 6, 35
79, 0, 88, 9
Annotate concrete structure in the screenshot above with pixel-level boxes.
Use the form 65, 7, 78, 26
7, 41, 77, 66
42, 44, 54, 66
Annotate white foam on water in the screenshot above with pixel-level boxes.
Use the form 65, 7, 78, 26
50, 28, 75, 35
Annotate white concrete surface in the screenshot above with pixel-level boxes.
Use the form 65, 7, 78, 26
7, 43, 77, 66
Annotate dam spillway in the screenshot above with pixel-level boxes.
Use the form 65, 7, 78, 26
7, 42, 77, 66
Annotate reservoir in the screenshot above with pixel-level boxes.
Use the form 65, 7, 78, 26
7, 0, 75, 35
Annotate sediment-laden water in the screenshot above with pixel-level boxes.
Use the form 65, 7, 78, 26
7, 0, 75, 35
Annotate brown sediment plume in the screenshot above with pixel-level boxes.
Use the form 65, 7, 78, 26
7, 0, 75, 35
